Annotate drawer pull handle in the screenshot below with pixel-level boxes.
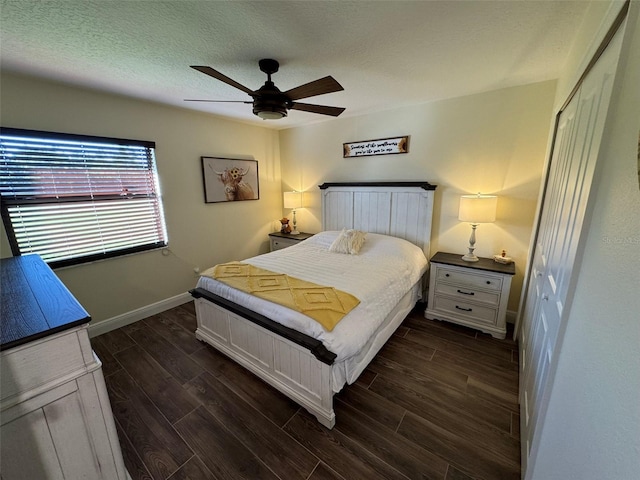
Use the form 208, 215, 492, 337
455, 305, 473, 312
457, 289, 474, 296
445, 273, 450, 277
486, 281, 491, 285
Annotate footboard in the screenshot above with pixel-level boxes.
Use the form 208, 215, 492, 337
192, 294, 336, 429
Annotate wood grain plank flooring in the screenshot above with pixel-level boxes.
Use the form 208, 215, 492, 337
106, 369, 193, 479
175, 406, 281, 480
185, 371, 319, 479
93, 302, 520, 479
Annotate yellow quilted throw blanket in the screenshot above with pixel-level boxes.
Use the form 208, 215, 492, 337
204, 262, 360, 331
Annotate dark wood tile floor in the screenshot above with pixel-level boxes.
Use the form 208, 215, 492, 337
92, 302, 520, 480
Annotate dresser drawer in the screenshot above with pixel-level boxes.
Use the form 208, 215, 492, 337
1, 328, 95, 403
432, 297, 498, 326
435, 266, 503, 292
270, 237, 297, 251
434, 283, 500, 306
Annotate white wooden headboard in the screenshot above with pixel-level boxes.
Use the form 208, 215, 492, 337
319, 182, 437, 260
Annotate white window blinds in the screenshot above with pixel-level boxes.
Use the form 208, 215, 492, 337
0, 128, 168, 268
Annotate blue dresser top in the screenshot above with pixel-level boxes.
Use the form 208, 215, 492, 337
1, 255, 90, 351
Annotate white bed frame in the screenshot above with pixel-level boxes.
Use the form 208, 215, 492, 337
191, 182, 436, 428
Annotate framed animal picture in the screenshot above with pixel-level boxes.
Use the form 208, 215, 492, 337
201, 157, 259, 203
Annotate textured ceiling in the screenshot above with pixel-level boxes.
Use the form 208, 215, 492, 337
0, 1, 591, 130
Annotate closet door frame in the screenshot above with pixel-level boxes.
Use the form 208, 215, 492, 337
515, 2, 630, 477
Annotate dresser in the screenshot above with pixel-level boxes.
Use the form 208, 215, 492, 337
425, 251, 515, 339
0, 255, 129, 479
269, 231, 314, 251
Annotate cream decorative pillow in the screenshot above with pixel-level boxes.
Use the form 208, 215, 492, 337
329, 229, 367, 255
328, 229, 351, 254
348, 229, 366, 254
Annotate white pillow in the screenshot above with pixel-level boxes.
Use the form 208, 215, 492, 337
329, 228, 367, 255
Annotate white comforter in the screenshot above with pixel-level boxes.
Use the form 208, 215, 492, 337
196, 231, 427, 363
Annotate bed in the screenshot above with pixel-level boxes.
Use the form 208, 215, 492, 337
190, 182, 436, 428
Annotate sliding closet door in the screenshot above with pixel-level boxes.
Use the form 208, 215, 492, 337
519, 27, 623, 477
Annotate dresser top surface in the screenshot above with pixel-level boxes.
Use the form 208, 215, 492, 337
1, 255, 90, 351
268, 231, 314, 240
430, 251, 516, 275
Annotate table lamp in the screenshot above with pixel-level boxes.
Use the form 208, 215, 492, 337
458, 193, 497, 262
283, 191, 303, 235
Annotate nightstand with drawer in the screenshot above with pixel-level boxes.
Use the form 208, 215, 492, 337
425, 251, 515, 339
269, 231, 314, 251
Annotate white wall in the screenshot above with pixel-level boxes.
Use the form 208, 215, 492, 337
279, 81, 557, 311
528, 1, 640, 479
1, 73, 556, 325
0, 73, 282, 324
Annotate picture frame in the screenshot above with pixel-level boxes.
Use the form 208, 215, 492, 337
201, 157, 259, 203
343, 135, 409, 158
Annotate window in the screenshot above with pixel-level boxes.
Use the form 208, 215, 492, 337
0, 128, 168, 268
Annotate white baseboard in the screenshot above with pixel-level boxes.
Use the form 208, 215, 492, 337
506, 309, 517, 324
88, 292, 193, 338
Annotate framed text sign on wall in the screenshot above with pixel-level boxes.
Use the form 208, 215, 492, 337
343, 136, 409, 158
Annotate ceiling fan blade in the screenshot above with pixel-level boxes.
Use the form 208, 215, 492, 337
190, 66, 255, 95
184, 99, 252, 103
290, 102, 345, 117
284, 76, 344, 101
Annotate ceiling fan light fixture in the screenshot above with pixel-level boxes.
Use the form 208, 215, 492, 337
256, 109, 286, 120
254, 98, 288, 120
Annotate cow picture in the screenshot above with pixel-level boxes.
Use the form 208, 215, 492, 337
201, 157, 259, 203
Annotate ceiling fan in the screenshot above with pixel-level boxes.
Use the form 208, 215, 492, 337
186, 59, 345, 120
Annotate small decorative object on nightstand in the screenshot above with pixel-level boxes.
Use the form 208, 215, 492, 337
425, 251, 515, 339
269, 231, 314, 251
279, 217, 292, 233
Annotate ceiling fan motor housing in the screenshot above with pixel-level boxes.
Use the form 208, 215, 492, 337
253, 81, 289, 119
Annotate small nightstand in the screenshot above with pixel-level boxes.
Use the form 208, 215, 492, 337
269, 231, 314, 251
425, 251, 515, 339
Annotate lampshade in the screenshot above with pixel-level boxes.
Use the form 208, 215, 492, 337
283, 191, 303, 209
458, 194, 497, 224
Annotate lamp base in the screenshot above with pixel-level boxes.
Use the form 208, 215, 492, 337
462, 223, 479, 262
461, 253, 479, 262
290, 209, 300, 235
